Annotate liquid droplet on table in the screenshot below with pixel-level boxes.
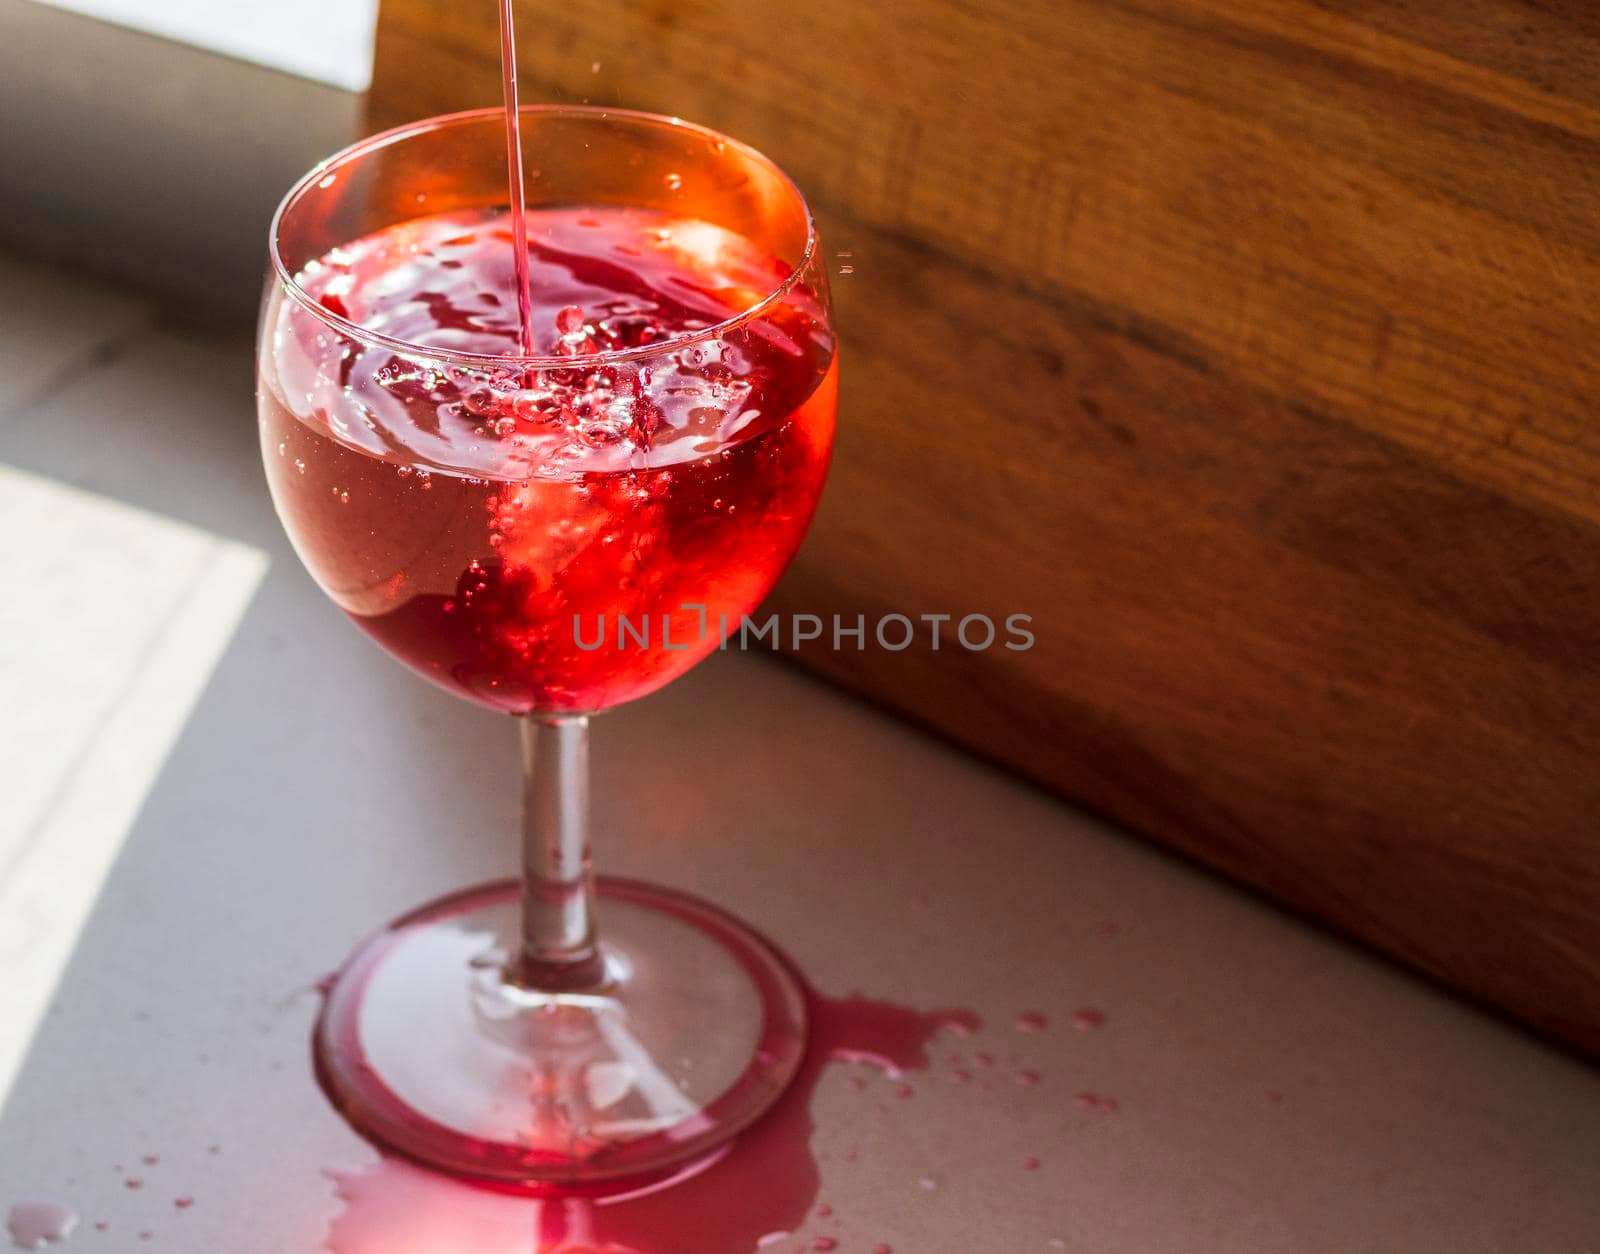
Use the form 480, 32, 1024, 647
1016, 1010, 1047, 1033
7, 1202, 78, 1250
1072, 1008, 1105, 1032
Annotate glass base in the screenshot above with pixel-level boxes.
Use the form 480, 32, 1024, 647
314, 877, 808, 1192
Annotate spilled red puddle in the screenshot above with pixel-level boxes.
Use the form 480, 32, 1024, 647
325, 991, 978, 1254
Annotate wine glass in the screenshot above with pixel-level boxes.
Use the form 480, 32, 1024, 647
258, 106, 836, 1190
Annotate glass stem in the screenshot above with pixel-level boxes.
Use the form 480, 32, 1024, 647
514, 715, 606, 991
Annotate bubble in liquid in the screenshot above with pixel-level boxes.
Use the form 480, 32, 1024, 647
276, 441, 286, 456
664, 172, 684, 191
556, 304, 586, 335
464, 386, 499, 416
576, 417, 630, 447
493, 416, 518, 437
513, 390, 558, 424
293, 459, 306, 475
838, 265, 855, 275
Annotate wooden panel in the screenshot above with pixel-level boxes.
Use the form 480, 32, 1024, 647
368, 1, 1600, 1055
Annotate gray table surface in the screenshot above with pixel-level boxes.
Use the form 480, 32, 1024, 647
1, 252, 1597, 1254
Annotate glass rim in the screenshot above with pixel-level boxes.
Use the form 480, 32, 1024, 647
267, 104, 820, 370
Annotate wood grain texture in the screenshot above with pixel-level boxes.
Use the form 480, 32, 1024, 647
369, 0, 1600, 1054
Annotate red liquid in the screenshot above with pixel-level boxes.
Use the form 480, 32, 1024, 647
498, 0, 535, 357
259, 206, 835, 713
324, 992, 978, 1254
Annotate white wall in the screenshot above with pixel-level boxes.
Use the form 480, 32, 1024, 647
0, 0, 362, 315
